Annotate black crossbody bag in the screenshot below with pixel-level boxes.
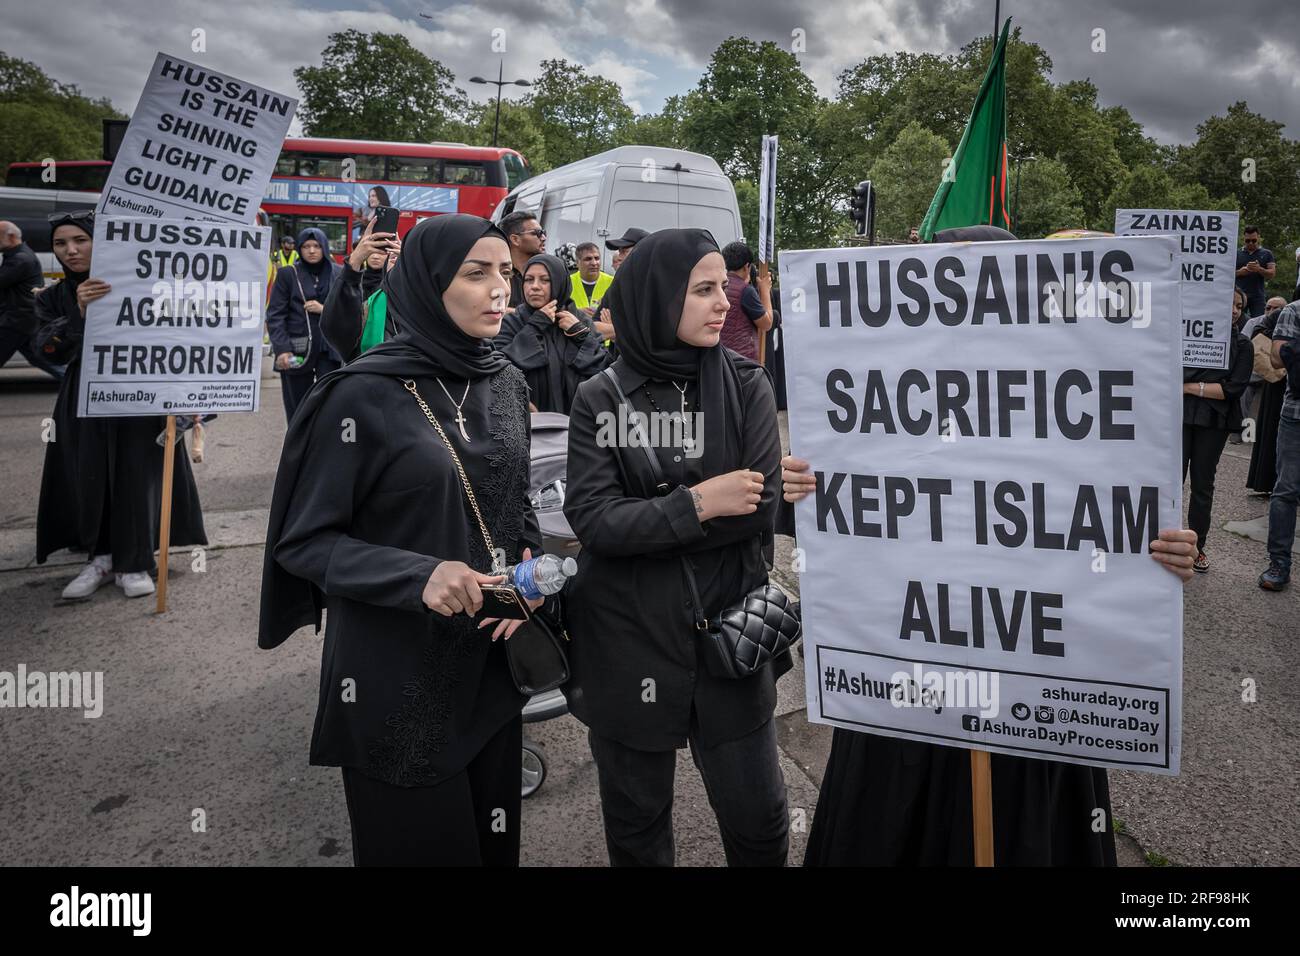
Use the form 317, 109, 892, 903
600, 366, 800, 679
403, 379, 571, 695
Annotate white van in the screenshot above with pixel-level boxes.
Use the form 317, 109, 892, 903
491, 146, 743, 271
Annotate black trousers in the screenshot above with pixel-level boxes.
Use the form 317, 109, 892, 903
340, 715, 522, 866
1182, 423, 1231, 551
280, 355, 342, 423
587, 715, 789, 867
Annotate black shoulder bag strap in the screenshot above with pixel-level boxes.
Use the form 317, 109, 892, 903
600, 364, 710, 633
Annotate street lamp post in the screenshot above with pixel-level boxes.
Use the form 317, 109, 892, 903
469, 62, 531, 148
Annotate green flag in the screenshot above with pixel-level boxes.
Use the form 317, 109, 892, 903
919, 19, 1012, 240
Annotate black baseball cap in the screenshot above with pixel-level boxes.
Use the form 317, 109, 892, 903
606, 227, 649, 250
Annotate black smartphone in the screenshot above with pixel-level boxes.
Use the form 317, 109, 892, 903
475, 584, 530, 623
372, 205, 399, 235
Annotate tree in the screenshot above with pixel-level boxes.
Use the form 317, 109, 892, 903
525, 59, 634, 169
679, 37, 837, 252
1011, 157, 1085, 238
682, 38, 821, 182
1170, 102, 1300, 297
865, 121, 950, 242
1042, 81, 1127, 228
0, 52, 125, 176
450, 99, 548, 170
619, 94, 691, 151
1099, 165, 1224, 234
294, 31, 469, 142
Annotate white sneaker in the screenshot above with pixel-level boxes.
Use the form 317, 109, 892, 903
62, 556, 113, 600
116, 571, 156, 598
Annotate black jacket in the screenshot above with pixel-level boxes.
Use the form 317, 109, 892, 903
1183, 330, 1252, 430
0, 241, 43, 335
266, 364, 538, 785
266, 260, 344, 371
561, 357, 787, 751
320, 261, 388, 363
492, 305, 609, 413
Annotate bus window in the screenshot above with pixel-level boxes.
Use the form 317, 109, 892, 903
5, 166, 41, 188
297, 154, 350, 179
61, 165, 110, 191
353, 155, 387, 180
441, 162, 487, 187
388, 157, 438, 183
274, 152, 298, 176
503, 153, 531, 190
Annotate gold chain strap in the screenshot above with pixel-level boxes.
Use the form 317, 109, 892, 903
402, 378, 504, 574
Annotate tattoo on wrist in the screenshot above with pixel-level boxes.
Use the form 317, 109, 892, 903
691, 489, 704, 515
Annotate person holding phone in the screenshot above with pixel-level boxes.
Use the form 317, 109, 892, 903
321, 218, 401, 363
260, 214, 545, 866
265, 228, 344, 421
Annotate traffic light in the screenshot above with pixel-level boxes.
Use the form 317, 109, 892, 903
850, 180, 876, 241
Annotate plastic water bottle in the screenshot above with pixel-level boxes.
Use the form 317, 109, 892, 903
505, 554, 577, 600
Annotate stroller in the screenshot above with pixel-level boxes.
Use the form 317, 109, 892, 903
520, 412, 580, 797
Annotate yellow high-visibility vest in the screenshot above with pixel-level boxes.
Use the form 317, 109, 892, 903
273, 249, 299, 269
570, 271, 613, 310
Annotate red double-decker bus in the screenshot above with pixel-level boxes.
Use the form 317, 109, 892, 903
261, 138, 531, 256
6, 137, 532, 258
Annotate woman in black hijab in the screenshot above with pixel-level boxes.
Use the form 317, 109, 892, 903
259, 214, 545, 866
35, 211, 207, 601
562, 228, 789, 866
265, 226, 344, 421
492, 252, 608, 413
780, 225, 1200, 865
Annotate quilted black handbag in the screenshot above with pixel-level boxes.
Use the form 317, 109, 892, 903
681, 558, 802, 680
600, 367, 801, 680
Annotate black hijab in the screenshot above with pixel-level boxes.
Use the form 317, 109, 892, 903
259, 213, 510, 649
293, 227, 336, 306
603, 227, 745, 480
518, 253, 577, 318
378, 214, 511, 381
932, 224, 1017, 243
47, 218, 94, 329
508, 252, 598, 410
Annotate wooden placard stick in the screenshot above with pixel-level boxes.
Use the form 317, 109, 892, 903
757, 261, 772, 367
155, 414, 176, 614
970, 748, 995, 866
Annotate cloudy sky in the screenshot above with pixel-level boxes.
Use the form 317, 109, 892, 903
7, 0, 1297, 144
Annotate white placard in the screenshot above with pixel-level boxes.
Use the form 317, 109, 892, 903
98, 53, 296, 223
1114, 208, 1239, 369
758, 135, 778, 262
781, 234, 1185, 774
78, 217, 269, 417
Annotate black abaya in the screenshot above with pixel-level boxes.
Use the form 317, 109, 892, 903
1247, 379, 1286, 493
493, 254, 608, 412
35, 277, 207, 573
805, 730, 1116, 866
259, 215, 538, 793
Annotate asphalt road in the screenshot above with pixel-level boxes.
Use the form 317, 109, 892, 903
0, 359, 1294, 866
